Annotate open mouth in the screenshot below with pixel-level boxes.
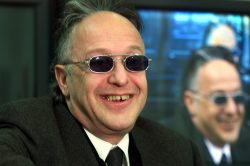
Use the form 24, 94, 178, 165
217, 117, 238, 130
105, 95, 130, 102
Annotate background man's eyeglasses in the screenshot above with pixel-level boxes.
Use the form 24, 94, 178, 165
211, 92, 249, 106
63, 55, 152, 73
190, 90, 249, 106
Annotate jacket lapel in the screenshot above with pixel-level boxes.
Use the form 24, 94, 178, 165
131, 118, 161, 166
54, 102, 100, 166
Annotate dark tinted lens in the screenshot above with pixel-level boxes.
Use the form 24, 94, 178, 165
213, 95, 227, 105
125, 56, 148, 72
89, 56, 113, 72
233, 95, 246, 104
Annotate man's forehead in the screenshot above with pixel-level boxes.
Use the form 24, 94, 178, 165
70, 12, 144, 58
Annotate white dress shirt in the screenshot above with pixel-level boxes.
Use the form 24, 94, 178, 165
205, 139, 232, 164
85, 129, 130, 166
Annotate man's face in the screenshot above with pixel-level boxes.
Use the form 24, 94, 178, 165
56, 11, 147, 143
190, 60, 245, 147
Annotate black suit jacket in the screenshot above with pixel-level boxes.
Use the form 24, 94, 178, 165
0, 97, 204, 166
166, 108, 250, 166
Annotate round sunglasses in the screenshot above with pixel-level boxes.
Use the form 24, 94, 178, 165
63, 55, 152, 73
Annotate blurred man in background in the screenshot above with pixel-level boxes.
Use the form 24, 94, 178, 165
168, 46, 250, 166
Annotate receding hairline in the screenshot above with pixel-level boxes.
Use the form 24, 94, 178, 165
195, 59, 240, 89
72, 10, 141, 33
68, 10, 144, 56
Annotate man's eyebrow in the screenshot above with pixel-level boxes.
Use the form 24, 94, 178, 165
85, 46, 144, 56
129, 45, 145, 53
85, 48, 111, 56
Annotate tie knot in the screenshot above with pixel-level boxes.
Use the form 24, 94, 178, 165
105, 147, 124, 166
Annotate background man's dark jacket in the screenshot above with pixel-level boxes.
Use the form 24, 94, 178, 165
166, 108, 250, 166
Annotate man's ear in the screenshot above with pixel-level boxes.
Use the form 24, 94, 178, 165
54, 64, 69, 97
184, 90, 197, 116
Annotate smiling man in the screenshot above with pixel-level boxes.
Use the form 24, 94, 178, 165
171, 46, 250, 166
55, 10, 148, 145
0, 0, 204, 165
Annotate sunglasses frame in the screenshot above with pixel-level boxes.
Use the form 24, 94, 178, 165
190, 90, 249, 106
210, 91, 249, 106
62, 55, 152, 73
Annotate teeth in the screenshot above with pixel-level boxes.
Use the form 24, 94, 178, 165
107, 95, 129, 101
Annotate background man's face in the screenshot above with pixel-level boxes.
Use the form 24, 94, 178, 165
191, 60, 245, 146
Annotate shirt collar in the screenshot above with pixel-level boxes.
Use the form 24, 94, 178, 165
205, 139, 231, 164
84, 129, 130, 166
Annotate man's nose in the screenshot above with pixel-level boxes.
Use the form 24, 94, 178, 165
108, 60, 129, 86
224, 97, 238, 114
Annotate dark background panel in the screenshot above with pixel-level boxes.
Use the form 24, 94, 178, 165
0, 0, 60, 104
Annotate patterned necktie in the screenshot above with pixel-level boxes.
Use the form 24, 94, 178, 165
105, 147, 124, 166
219, 153, 230, 166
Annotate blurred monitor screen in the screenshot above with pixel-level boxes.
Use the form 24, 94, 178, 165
138, 9, 250, 124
